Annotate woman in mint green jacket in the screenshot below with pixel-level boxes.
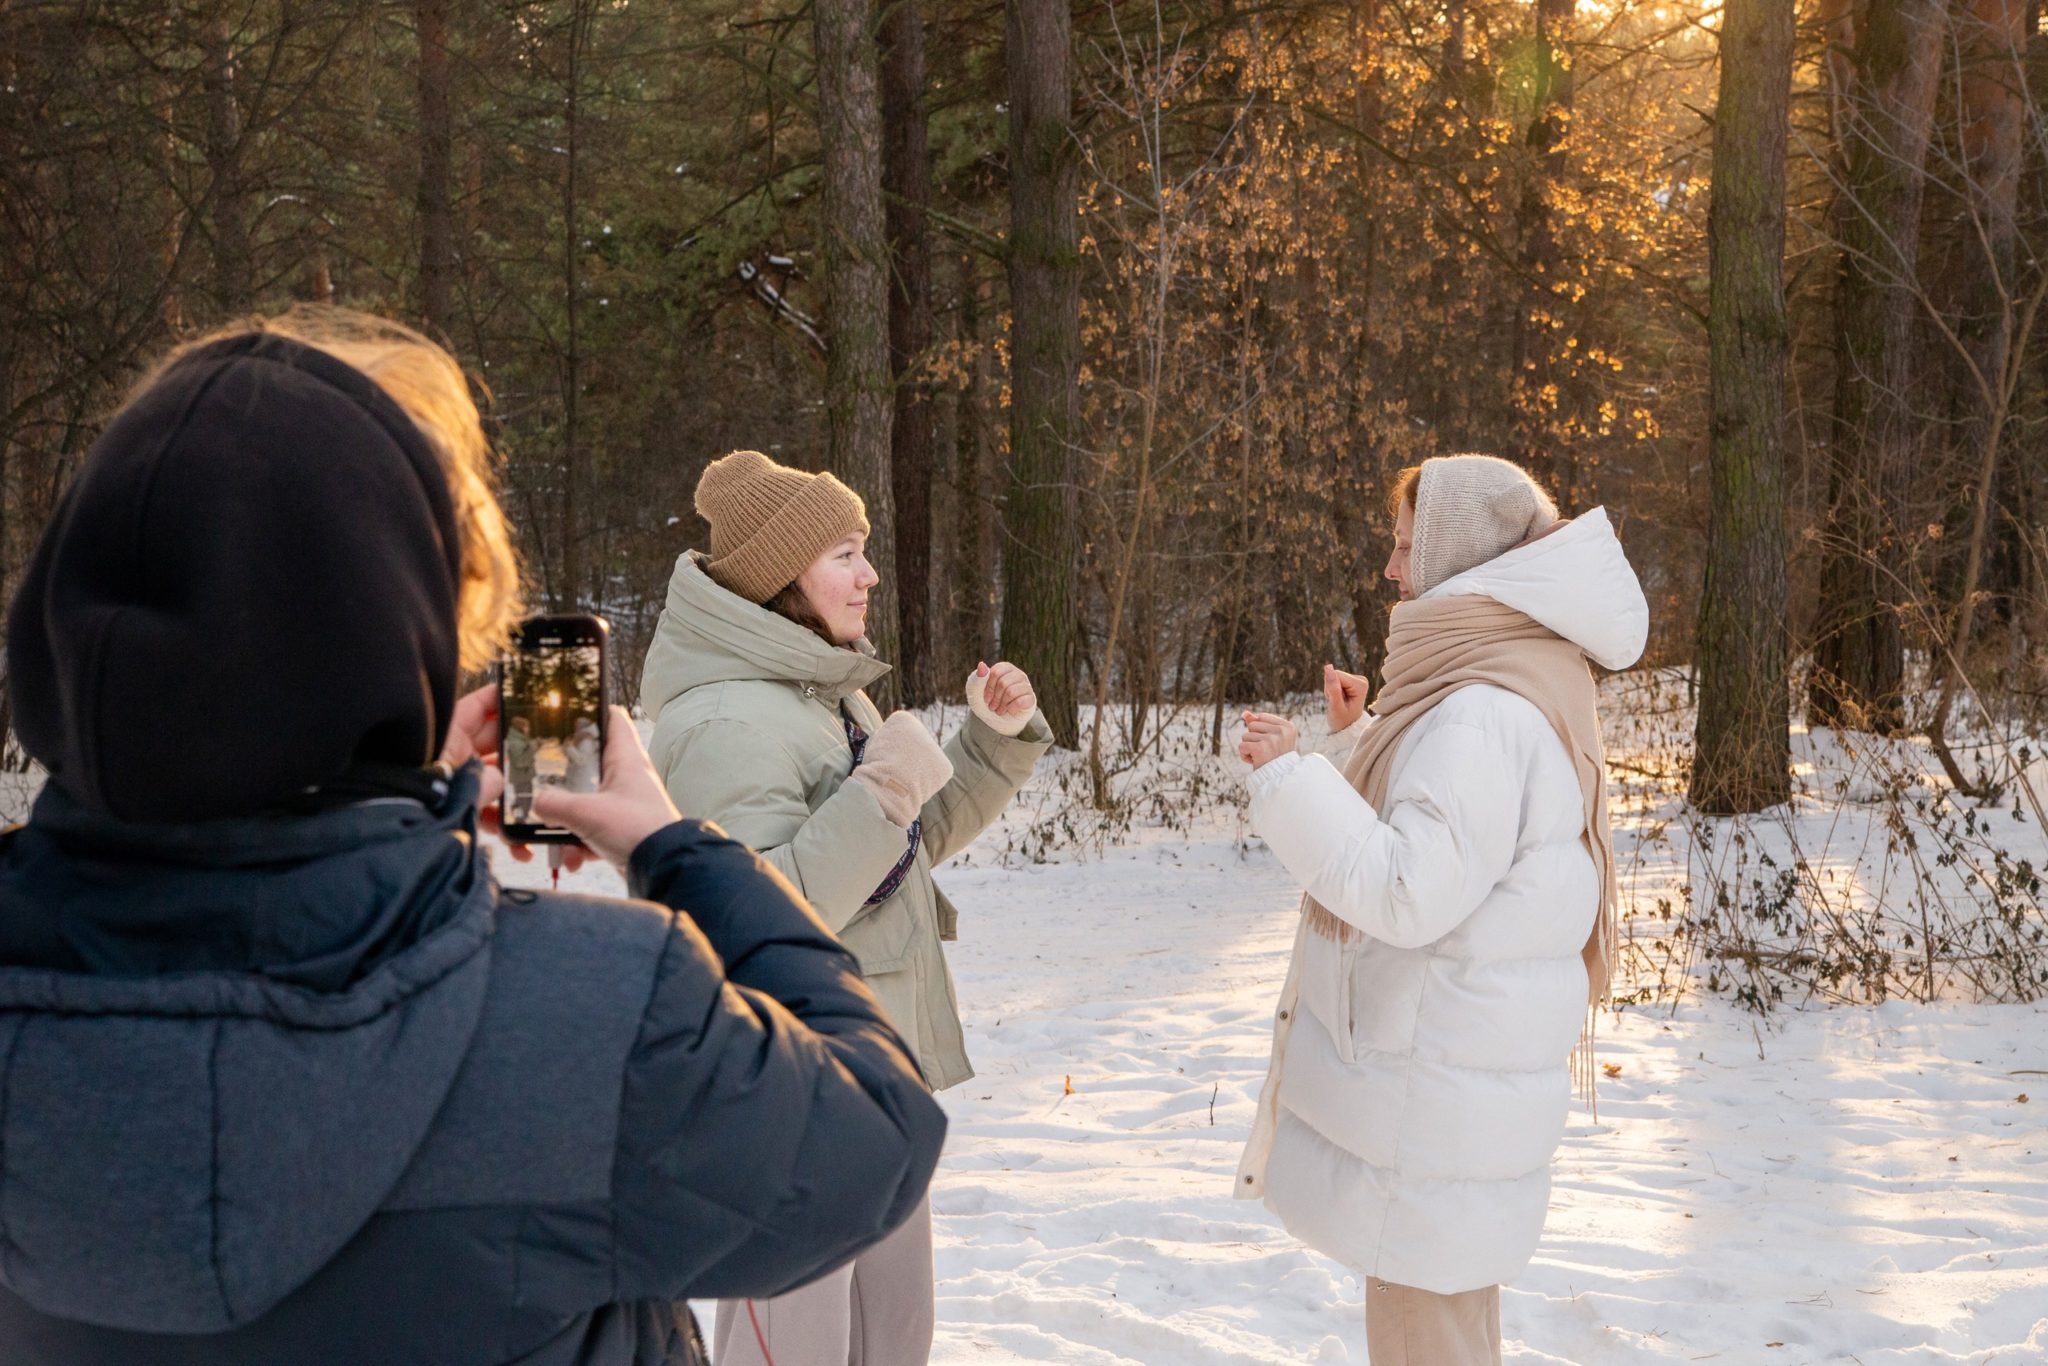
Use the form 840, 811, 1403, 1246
640, 449, 1051, 1366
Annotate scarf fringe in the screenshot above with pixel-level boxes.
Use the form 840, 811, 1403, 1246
1572, 1004, 1599, 1122
1303, 901, 1357, 944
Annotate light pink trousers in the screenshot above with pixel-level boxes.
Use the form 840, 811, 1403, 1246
1364, 1276, 1502, 1365
712, 1196, 934, 1366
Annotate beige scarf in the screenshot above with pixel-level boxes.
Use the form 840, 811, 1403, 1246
1305, 596, 1617, 1103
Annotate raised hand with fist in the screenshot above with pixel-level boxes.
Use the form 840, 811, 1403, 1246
1237, 711, 1300, 770
1323, 663, 1372, 733
966, 661, 1037, 737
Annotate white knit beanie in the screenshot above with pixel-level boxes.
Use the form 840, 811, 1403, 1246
1409, 454, 1558, 596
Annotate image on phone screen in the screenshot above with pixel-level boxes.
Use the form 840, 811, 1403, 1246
498, 620, 606, 840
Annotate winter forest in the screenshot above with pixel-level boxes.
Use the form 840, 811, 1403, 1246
3, 0, 2047, 1361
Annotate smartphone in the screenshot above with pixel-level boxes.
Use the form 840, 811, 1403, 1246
497, 613, 609, 844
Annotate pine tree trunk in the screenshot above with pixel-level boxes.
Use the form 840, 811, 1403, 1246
1811, 0, 1943, 732
0, 317, 12, 616
415, 0, 454, 339
1002, 0, 1080, 746
2019, 5, 2048, 650
1956, 0, 2028, 614
1345, 0, 1392, 686
816, 0, 900, 706
1691, 0, 1793, 814
201, 15, 251, 314
1419, 0, 1471, 436
882, 0, 934, 705
958, 260, 999, 678
929, 260, 962, 681
0, 4, 16, 610
557, 0, 594, 613
1508, 0, 1574, 497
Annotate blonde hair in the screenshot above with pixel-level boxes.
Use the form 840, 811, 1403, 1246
137, 306, 524, 674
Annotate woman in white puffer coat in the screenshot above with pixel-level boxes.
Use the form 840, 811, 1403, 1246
1236, 454, 1647, 1365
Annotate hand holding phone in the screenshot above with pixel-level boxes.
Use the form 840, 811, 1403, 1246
498, 614, 610, 845
434, 684, 587, 872
439, 685, 506, 801
528, 706, 683, 869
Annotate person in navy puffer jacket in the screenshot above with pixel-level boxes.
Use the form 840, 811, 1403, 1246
0, 307, 946, 1366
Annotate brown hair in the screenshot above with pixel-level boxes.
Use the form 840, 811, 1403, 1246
1389, 463, 1424, 521
764, 579, 840, 645
137, 306, 523, 674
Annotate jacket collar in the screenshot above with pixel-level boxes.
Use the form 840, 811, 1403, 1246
0, 763, 493, 997
641, 550, 891, 711
1419, 506, 1649, 671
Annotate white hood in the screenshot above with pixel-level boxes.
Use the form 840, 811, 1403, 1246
1420, 505, 1648, 671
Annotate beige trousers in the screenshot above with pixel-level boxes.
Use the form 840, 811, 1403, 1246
712, 1196, 934, 1366
1364, 1277, 1502, 1366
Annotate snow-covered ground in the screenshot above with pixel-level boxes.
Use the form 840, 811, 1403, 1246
926, 842, 2047, 1365
502, 682, 2048, 1365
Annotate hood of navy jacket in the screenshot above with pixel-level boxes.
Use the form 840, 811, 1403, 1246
6, 332, 463, 824
1420, 505, 1649, 672
0, 766, 496, 1336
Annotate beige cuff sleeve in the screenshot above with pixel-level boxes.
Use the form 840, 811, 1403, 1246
848, 711, 956, 827
965, 670, 1032, 738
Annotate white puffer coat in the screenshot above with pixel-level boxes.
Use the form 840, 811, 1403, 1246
1236, 507, 1647, 1294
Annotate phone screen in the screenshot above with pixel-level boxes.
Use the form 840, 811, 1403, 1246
499, 615, 608, 842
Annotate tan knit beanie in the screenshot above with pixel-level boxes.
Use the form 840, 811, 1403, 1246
693, 449, 870, 603
1409, 453, 1558, 596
